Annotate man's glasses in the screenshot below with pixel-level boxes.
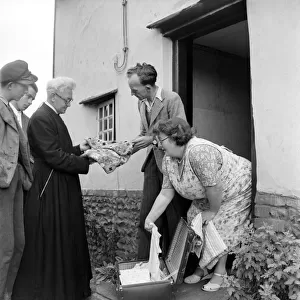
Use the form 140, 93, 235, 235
54, 92, 73, 104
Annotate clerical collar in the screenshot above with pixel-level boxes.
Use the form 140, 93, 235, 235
45, 101, 58, 114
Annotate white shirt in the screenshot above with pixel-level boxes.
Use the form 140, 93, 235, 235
142, 86, 163, 113
45, 101, 58, 114
9, 103, 23, 128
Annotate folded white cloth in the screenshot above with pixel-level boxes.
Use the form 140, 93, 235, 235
119, 268, 150, 285
148, 223, 162, 281
191, 213, 227, 269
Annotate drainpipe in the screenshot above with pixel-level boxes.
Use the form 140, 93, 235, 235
52, 0, 57, 77
114, 0, 129, 73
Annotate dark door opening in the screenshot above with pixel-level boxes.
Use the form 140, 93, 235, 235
192, 21, 251, 160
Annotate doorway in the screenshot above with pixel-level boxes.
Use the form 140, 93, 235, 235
192, 21, 251, 160
148, 0, 255, 191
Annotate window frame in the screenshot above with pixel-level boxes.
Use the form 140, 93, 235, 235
97, 98, 115, 142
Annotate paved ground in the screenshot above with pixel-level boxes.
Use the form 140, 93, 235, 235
90, 280, 228, 300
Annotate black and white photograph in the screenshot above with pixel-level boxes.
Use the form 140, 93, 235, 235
0, 1, 299, 300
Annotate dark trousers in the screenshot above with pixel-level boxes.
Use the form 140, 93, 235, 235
0, 166, 24, 300
137, 152, 191, 260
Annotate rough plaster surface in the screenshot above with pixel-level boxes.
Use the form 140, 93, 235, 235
247, 0, 300, 198
54, 0, 187, 190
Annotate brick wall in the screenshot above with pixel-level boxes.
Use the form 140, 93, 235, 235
82, 189, 142, 267
254, 192, 300, 238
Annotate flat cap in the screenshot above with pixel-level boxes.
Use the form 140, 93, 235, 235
0, 60, 38, 84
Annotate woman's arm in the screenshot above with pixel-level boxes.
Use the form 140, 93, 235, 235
206, 182, 222, 212
188, 144, 223, 224
202, 183, 223, 224
145, 188, 175, 231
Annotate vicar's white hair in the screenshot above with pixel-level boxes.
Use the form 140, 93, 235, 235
46, 77, 76, 96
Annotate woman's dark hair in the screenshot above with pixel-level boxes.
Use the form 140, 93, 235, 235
153, 117, 196, 146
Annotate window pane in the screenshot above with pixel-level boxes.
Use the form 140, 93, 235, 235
103, 132, 107, 141
108, 131, 112, 141
99, 133, 102, 140
104, 119, 107, 130
109, 103, 113, 116
99, 119, 103, 132
109, 117, 113, 129
104, 105, 108, 117
99, 107, 103, 119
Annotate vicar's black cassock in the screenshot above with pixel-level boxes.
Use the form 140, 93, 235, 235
12, 103, 92, 300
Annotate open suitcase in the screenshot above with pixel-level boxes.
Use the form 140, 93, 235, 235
116, 218, 195, 300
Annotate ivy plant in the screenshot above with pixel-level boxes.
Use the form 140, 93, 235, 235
225, 224, 300, 300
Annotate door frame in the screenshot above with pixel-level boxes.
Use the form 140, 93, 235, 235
148, 0, 256, 206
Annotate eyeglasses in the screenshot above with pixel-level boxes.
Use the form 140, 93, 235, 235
157, 136, 168, 143
54, 92, 73, 104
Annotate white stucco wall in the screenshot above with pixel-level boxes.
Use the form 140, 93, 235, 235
54, 0, 195, 190
247, 0, 300, 198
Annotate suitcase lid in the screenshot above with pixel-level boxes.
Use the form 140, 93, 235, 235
164, 218, 195, 284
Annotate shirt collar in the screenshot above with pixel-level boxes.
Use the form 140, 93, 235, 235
9, 103, 21, 116
0, 95, 9, 106
45, 101, 58, 114
142, 86, 163, 112
156, 86, 163, 101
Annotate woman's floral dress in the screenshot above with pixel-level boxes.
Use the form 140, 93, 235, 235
162, 137, 252, 267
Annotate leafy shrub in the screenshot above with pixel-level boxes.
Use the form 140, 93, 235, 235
83, 194, 139, 269
226, 224, 300, 300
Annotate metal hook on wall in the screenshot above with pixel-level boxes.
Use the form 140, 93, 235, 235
114, 0, 128, 73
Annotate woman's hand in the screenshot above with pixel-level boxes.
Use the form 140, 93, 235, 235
201, 210, 217, 225
144, 217, 155, 232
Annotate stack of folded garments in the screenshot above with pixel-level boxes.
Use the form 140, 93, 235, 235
191, 213, 227, 269
86, 137, 133, 173
119, 268, 151, 285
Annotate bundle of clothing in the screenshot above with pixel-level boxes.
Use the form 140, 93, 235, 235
86, 137, 133, 173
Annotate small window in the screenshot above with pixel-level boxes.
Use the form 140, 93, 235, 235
98, 99, 115, 141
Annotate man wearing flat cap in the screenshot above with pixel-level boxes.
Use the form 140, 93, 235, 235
0, 60, 38, 300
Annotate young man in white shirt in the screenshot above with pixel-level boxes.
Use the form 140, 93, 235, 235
9, 83, 38, 133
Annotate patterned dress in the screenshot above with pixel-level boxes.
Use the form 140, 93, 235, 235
162, 137, 252, 266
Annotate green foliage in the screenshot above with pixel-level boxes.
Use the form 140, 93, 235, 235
225, 224, 300, 300
94, 257, 123, 284
83, 194, 140, 272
